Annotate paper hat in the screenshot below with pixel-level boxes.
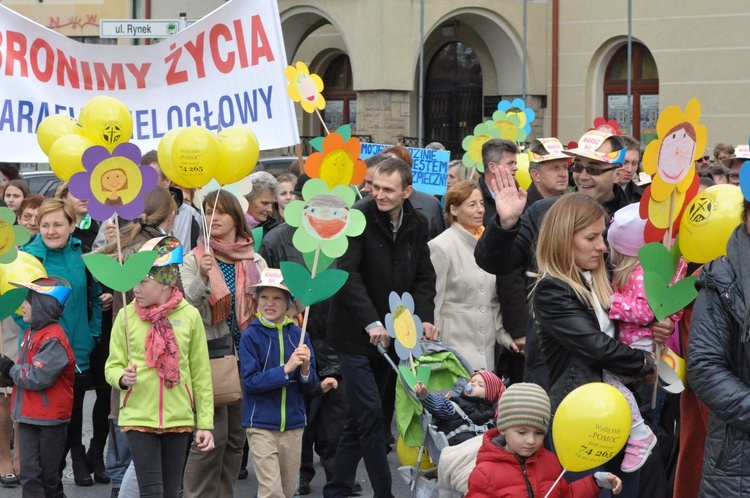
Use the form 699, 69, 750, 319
721, 145, 750, 167
607, 204, 647, 257
138, 236, 183, 286
563, 130, 627, 164
528, 138, 570, 163
251, 268, 291, 293
11, 276, 72, 307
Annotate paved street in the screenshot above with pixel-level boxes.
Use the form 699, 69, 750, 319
6, 391, 412, 497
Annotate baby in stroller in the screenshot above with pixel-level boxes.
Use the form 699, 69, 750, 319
414, 370, 505, 446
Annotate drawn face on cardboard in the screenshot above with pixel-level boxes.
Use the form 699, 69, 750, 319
302, 194, 350, 241
657, 124, 697, 185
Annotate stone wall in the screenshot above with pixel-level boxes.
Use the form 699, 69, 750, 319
356, 90, 412, 145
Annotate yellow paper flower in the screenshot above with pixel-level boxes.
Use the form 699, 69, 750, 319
285, 61, 325, 113
461, 121, 502, 171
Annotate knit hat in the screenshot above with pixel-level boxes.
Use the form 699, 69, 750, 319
607, 203, 647, 257
470, 370, 505, 404
495, 383, 551, 434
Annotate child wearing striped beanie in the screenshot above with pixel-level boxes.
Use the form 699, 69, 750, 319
466, 383, 624, 497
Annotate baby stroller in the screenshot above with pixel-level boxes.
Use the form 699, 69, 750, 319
380, 340, 481, 498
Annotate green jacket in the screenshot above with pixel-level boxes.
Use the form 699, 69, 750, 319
105, 299, 214, 431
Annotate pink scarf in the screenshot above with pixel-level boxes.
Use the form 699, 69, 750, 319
193, 236, 260, 331
136, 287, 184, 389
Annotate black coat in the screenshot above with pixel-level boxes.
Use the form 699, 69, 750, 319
688, 257, 750, 496
408, 190, 446, 241
532, 275, 651, 410
327, 198, 436, 359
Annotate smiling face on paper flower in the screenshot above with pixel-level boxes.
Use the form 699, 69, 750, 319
385, 292, 423, 360
0, 207, 30, 263
285, 61, 326, 113
302, 194, 350, 240
657, 123, 697, 185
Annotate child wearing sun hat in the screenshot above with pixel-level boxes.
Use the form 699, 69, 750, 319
414, 370, 505, 446
466, 383, 623, 498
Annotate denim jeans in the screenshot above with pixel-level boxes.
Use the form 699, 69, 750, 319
105, 420, 131, 489
323, 353, 394, 498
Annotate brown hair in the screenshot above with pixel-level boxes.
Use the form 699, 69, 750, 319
482, 139, 518, 170
19, 193, 44, 214
37, 198, 76, 227
203, 189, 253, 242
444, 180, 480, 225
5, 179, 29, 197
101, 186, 177, 254
375, 157, 412, 188
713, 142, 734, 160
381, 144, 413, 167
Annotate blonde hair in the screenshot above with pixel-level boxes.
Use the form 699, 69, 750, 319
532, 193, 612, 308
37, 198, 76, 227
610, 246, 640, 291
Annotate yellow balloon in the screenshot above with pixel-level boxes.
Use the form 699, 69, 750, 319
157, 127, 184, 186
395, 436, 435, 470
79, 96, 133, 151
49, 134, 95, 181
37, 114, 83, 156
215, 126, 260, 185
0, 262, 47, 295
552, 383, 631, 472
678, 184, 743, 264
15, 252, 45, 274
170, 126, 219, 188
515, 152, 532, 190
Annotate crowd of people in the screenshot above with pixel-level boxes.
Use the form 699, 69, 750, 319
0, 127, 745, 498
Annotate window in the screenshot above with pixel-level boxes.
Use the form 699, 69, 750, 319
322, 55, 356, 133
603, 43, 659, 145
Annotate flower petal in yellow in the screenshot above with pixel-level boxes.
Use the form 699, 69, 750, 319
461, 121, 501, 172
385, 292, 424, 361
285, 61, 325, 113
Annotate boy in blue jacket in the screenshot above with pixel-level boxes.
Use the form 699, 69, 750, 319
239, 268, 318, 498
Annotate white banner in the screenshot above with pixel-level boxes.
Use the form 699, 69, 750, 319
0, 0, 299, 162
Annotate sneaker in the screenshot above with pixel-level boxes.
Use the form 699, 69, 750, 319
298, 481, 311, 495
238, 467, 249, 480
621, 431, 657, 473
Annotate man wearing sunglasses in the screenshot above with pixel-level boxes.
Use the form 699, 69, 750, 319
563, 130, 630, 217
720, 144, 750, 186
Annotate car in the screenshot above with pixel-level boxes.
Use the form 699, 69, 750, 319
21, 170, 60, 198
256, 156, 303, 178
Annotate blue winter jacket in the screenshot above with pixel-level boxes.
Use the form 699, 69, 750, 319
239, 315, 317, 431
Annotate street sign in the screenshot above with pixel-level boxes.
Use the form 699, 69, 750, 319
100, 19, 182, 39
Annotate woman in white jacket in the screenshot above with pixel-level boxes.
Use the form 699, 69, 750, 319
428, 180, 517, 371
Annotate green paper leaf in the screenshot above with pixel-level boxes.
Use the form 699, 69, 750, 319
416, 365, 431, 387
280, 261, 348, 306
303, 250, 335, 273
0, 288, 28, 321
335, 124, 352, 142
670, 238, 683, 272
399, 365, 418, 389
83, 251, 158, 293
310, 136, 324, 153
252, 226, 263, 252
638, 242, 675, 283
643, 271, 698, 322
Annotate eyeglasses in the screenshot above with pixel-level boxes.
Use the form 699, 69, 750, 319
729, 173, 740, 180
570, 162, 620, 176
696, 156, 710, 162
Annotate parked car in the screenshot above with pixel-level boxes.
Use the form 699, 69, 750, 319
21, 170, 60, 198
257, 156, 302, 177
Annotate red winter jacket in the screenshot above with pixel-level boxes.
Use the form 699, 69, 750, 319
10, 323, 75, 425
466, 429, 602, 498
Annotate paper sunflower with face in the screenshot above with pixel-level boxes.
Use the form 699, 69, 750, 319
285, 61, 325, 113
304, 131, 367, 189
639, 98, 705, 242
497, 98, 535, 139
0, 207, 30, 264
285, 179, 366, 259
385, 292, 423, 361
461, 121, 502, 171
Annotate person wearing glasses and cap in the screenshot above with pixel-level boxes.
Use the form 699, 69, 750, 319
0, 277, 75, 498
720, 144, 750, 186
105, 237, 214, 498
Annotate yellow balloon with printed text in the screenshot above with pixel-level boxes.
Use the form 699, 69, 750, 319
169, 126, 219, 188
679, 184, 743, 263
79, 96, 133, 151
552, 383, 631, 472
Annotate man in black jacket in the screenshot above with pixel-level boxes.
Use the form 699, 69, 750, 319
323, 158, 438, 498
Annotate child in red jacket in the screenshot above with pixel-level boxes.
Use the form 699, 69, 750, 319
0, 277, 75, 498
466, 383, 623, 498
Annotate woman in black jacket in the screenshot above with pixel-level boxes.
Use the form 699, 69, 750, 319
530, 193, 654, 498
688, 200, 750, 497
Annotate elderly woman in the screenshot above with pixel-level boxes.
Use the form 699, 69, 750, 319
106, 237, 214, 498
181, 190, 266, 497
19, 198, 102, 489
428, 180, 515, 371
17, 194, 44, 237
245, 171, 280, 239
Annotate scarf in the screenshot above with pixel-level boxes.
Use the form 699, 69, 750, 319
726, 225, 750, 342
457, 222, 485, 240
193, 236, 260, 331
136, 287, 183, 389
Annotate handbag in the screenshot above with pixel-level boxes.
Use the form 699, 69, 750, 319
207, 335, 242, 407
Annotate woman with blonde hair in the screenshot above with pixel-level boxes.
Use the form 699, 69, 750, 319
428, 180, 515, 371
531, 193, 654, 496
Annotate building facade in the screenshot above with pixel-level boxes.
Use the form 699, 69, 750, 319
8, 0, 750, 156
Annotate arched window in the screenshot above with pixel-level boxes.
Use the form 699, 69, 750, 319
604, 43, 659, 145
322, 55, 356, 133
425, 41, 482, 156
